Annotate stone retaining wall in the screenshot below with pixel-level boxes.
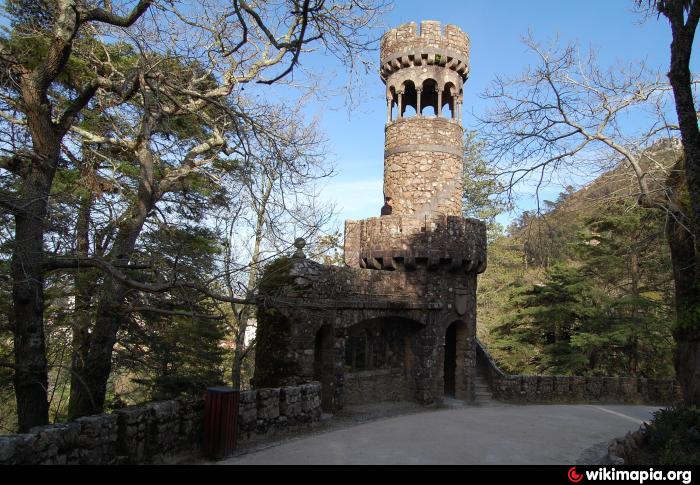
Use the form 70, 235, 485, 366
0, 382, 322, 465
343, 368, 410, 405
476, 340, 681, 404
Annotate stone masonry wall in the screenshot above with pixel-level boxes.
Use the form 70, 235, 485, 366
0, 382, 321, 465
380, 21, 470, 80
343, 369, 410, 405
476, 341, 681, 405
384, 117, 463, 217
344, 215, 487, 273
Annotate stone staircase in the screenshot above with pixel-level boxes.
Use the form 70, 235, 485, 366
472, 365, 496, 406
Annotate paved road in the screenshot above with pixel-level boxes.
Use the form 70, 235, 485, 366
220, 404, 660, 465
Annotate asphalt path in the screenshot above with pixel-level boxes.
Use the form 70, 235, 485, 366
218, 403, 660, 465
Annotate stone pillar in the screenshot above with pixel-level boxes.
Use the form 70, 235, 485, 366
416, 88, 422, 117
436, 88, 443, 117
397, 91, 403, 119
386, 97, 392, 123
457, 96, 462, 123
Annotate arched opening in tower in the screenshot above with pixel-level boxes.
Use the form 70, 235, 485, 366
420, 78, 438, 116
443, 82, 457, 119
314, 324, 335, 412
389, 85, 397, 121
444, 320, 469, 399
342, 317, 421, 404
401, 80, 417, 118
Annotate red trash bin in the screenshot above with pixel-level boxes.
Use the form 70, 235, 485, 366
203, 386, 240, 459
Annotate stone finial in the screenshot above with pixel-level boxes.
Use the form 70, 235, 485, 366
293, 237, 306, 259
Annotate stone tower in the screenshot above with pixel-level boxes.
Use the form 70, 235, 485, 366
254, 21, 486, 411
381, 20, 469, 218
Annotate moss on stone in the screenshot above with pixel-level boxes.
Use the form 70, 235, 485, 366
253, 257, 300, 388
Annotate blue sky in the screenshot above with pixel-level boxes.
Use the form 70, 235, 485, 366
280, 1, 692, 229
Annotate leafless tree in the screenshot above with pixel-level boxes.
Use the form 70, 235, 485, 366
0, 0, 389, 427
636, 0, 700, 408
479, 35, 700, 404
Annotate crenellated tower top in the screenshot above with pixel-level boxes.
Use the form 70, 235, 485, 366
380, 21, 470, 83
342, 20, 485, 276
378, 20, 470, 220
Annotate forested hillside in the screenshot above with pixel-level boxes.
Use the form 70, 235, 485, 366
476, 140, 681, 379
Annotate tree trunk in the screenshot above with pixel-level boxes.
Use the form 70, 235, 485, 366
12, 91, 63, 430
69, 279, 130, 417
67, 191, 98, 419
230, 175, 272, 388
666, 5, 700, 240
68, 206, 151, 417
12, 173, 52, 432
667, 214, 700, 405
629, 247, 640, 375
661, 0, 700, 407
666, 159, 700, 406
68, 131, 156, 416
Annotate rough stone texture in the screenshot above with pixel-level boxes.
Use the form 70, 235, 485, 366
604, 427, 646, 465
237, 390, 258, 438
0, 383, 322, 465
476, 341, 682, 404
343, 369, 410, 405
380, 21, 470, 82
384, 118, 463, 217
254, 21, 486, 414
345, 215, 486, 272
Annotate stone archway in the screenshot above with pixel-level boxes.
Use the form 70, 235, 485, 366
314, 324, 335, 412
444, 320, 469, 400
342, 316, 422, 404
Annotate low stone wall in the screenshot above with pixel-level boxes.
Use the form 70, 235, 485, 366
476, 340, 681, 405
604, 427, 646, 465
0, 382, 322, 465
343, 368, 410, 405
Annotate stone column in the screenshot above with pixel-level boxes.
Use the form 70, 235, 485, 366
436, 88, 443, 117
416, 88, 422, 117
386, 97, 392, 123
398, 91, 403, 119
457, 96, 462, 123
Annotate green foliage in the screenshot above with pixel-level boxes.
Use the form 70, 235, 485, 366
629, 406, 700, 465
462, 131, 508, 240
5, 0, 57, 33
479, 158, 676, 378
0, 255, 16, 433
134, 314, 228, 400
253, 257, 300, 388
495, 264, 600, 375
111, 225, 228, 401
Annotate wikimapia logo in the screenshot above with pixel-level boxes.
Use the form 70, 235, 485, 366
569, 467, 584, 483
567, 467, 693, 484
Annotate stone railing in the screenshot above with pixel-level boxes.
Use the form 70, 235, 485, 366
0, 382, 321, 465
475, 340, 681, 405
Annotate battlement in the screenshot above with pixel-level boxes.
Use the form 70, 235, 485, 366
380, 21, 470, 81
344, 215, 487, 274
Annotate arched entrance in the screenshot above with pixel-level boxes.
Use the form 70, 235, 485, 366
444, 320, 469, 400
314, 325, 335, 412
342, 317, 421, 404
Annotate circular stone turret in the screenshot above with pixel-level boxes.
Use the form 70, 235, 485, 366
379, 21, 470, 219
